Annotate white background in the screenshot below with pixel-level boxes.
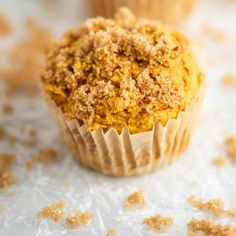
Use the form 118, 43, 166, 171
0, 0, 236, 235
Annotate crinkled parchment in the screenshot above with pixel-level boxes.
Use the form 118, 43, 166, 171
0, 0, 236, 235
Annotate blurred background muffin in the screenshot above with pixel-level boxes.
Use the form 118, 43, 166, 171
85, 0, 197, 24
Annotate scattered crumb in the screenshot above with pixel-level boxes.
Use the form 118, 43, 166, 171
66, 210, 91, 228
226, 208, 236, 219
212, 156, 226, 167
0, 17, 53, 96
225, 135, 236, 164
25, 160, 33, 171
2, 103, 14, 114
125, 191, 146, 210
188, 196, 224, 217
106, 229, 116, 236
0, 172, 16, 187
0, 153, 15, 172
223, 74, 236, 87
7, 134, 17, 145
37, 200, 65, 222
203, 26, 227, 41
0, 125, 5, 140
0, 13, 12, 36
60, 180, 70, 189
33, 148, 57, 164
0, 203, 7, 212
188, 218, 236, 236
24, 128, 38, 146
143, 215, 174, 233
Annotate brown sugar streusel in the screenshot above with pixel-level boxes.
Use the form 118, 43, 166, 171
0, 14, 12, 36
106, 229, 116, 236
125, 191, 146, 210
143, 215, 174, 233
212, 156, 226, 167
225, 135, 236, 164
188, 218, 236, 236
37, 200, 65, 222
66, 210, 92, 228
223, 74, 236, 87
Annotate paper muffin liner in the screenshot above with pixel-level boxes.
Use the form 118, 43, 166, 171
85, 0, 197, 24
43, 81, 206, 176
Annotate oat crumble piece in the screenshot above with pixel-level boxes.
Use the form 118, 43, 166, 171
143, 215, 174, 233
0, 172, 16, 187
0, 13, 12, 36
225, 135, 236, 164
223, 74, 236, 87
212, 156, 226, 167
106, 229, 116, 236
226, 208, 236, 219
2, 103, 14, 114
66, 210, 91, 228
0, 153, 15, 172
37, 200, 65, 222
188, 196, 225, 217
125, 191, 146, 210
188, 218, 236, 236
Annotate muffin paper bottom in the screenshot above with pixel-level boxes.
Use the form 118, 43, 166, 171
44, 82, 206, 176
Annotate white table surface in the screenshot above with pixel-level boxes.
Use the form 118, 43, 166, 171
0, 0, 236, 235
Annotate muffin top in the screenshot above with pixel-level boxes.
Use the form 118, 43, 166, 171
41, 8, 203, 134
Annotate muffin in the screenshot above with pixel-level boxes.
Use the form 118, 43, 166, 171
41, 8, 205, 176
85, 0, 197, 24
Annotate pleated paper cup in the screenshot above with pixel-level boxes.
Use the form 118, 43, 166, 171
43, 80, 206, 176
85, 0, 197, 24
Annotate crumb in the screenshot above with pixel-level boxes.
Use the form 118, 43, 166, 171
33, 148, 57, 164
203, 26, 227, 41
225, 135, 236, 164
0, 153, 15, 172
37, 200, 65, 222
106, 229, 116, 236
226, 208, 236, 219
24, 128, 38, 146
0, 203, 7, 212
0, 172, 16, 187
143, 215, 174, 233
188, 196, 224, 217
7, 134, 17, 145
66, 210, 91, 228
188, 218, 236, 236
25, 160, 34, 171
0, 17, 53, 96
0, 125, 5, 140
125, 191, 146, 210
223, 74, 236, 87
212, 156, 226, 167
2, 103, 14, 114
0, 14, 12, 36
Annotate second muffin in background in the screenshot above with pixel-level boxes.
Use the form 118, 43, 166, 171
85, 0, 197, 24
41, 8, 205, 176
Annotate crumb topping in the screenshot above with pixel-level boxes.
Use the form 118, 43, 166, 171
24, 128, 38, 146
212, 156, 226, 167
33, 148, 57, 164
225, 135, 236, 164
188, 196, 224, 217
42, 7, 202, 133
2, 103, 14, 114
143, 215, 174, 233
0, 153, 15, 172
223, 74, 236, 87
188, 218, 236, 236
0, 172, 16, 188
37, 200, 65, 222
0, 13, 12, 36
66, 210, 91, 228
125, 191, 146, 210
106, 229, 116, 236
